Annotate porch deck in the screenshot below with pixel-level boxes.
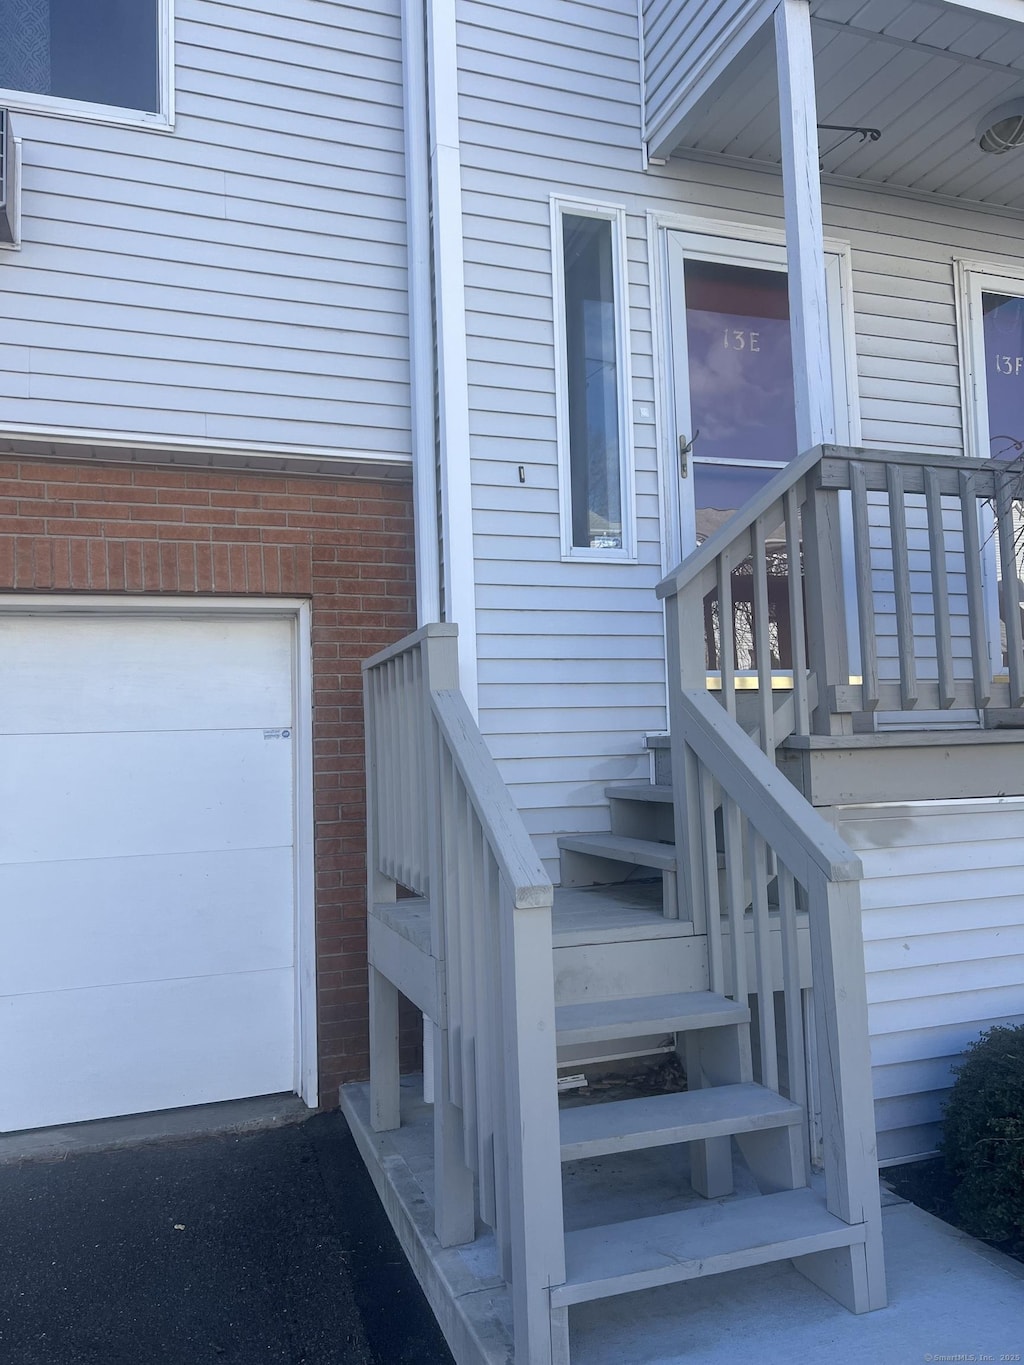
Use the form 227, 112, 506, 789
341, 1077, 1023, 1365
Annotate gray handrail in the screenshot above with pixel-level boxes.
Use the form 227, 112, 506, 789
431, 687, 553, 910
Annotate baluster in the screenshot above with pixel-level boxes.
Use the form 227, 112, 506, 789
456, 785, 478, 1127
924, 468, 956, 709
666, 592, 707, 929
379, 666, 396, 880
721, 794, 747, 1003
698, 760, 725, 996
751, 515, 774, 754
959, 469, 993, 708
439, 746, 464, 1109
995, 469, 1024, 706
886, 463, 918, 710
777, 866, 809, 1171
747, 828, 778, 1093
784, 484, 810, 735
488, 858, 513, 1281
802, 483, 851, 734
433, 743, 475, 1249
470, 806, 495, 1229
411, 648, 425, 884
717, 549, 737, 719
400, 650, 414, 885
849, 462, 879, 711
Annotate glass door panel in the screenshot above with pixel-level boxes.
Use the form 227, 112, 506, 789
683, 259, 797, 467
670, 248, 806, 681
981, 291, 1024, 671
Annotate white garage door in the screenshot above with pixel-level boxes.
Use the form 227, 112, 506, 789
0, 609, 300, 1132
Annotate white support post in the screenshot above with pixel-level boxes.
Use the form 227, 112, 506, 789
427, 0, 479, 713
402, 0, 441, 627
775, 0, 835, 454
500, 891, 566, 1365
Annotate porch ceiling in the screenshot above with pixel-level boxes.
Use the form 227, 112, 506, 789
669, 0, 1024, 210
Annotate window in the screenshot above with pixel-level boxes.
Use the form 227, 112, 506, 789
980, 291, 1024, 460
553, 200, 634, 559
0, 0, 170, 123
958, 260, 1024, 462
957, 260, 1024, 676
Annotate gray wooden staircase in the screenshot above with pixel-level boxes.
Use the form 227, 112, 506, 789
360, 617, 887, 1365
543, 780, 868, 1339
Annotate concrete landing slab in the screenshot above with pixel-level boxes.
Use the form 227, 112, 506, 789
341, 1077, 1024, 1365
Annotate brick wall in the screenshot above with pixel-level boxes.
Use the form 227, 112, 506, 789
0, 458, 417, 1102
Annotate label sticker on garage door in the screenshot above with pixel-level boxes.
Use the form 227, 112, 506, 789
263, 728, 291, 739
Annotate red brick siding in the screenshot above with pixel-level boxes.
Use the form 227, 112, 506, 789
0, 458, 417, 1102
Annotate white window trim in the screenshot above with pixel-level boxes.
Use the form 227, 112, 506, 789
956, 256, 1024, 463
0, 0, 175, 131
552, 194, 637, 563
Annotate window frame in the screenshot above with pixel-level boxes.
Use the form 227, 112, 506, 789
956, 256, 1024, 463
0, 0, 175, 131
956, 256, 1024, 681
551, 195, 636, 563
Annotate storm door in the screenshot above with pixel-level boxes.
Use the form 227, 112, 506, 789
666, 233, 853, 681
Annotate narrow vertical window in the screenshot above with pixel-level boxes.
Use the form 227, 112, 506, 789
556, 206, 631, 556
981, 291, 1024, 459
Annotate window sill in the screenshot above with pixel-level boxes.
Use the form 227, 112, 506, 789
560, 547, 639, 565
0, 89, 173, 133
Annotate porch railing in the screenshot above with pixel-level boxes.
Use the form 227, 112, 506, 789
673, 686, 885, 1305
363, 624, 565, 1364
658, 443, 1024, 747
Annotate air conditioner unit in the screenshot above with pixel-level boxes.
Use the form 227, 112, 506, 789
0, 109, 21, 247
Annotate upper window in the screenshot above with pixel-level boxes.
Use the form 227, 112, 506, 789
0, 0, 168, 123
553, 200, 634, 560
981, 291, 1024, 460
958, 262, 1024, 462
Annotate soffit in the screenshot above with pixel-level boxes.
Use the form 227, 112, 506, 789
671, 0, 1024, 210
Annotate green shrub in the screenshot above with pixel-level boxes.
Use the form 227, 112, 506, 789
941, 1023, 1024, 1245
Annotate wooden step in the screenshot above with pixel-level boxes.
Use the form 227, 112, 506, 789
559, 1083, 803, 1161
604, 782, 673, 803
555, 990, 748, 1046
552, 882, 690, 945
557, 832, 676, 870
551, 1187, 867, 1306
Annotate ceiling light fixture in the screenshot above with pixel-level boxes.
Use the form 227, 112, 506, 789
978, 99, 1024, 153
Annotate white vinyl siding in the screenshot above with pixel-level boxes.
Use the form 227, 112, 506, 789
642, 0, 773, 154
457, 0, 1024, 870
0, 0, 410, 460
837, 799, 1024, 1165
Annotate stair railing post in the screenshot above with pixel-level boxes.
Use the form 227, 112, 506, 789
499, 880, 565, 1365
665, 588, 709, 932
418, 626, 476, 1247
802, 470, 853, 735
801, 871, 887, 1311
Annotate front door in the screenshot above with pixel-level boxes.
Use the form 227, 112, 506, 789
665, 230, 854, 673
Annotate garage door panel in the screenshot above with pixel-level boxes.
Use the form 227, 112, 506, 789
0, 616, 294, 734
0, 847, 295, 996
0, 969, 296, 1132
0, 729, 295, 865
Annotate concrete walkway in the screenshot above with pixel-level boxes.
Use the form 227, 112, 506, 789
0, 1105, 454, 1365
342, 1078, 1024, 1365
573, 1195, 1024, 1365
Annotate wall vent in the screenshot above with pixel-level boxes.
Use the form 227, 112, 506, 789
0, 110, 21, 247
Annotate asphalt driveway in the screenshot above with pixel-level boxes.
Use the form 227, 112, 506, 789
0, 1111, 454, 1365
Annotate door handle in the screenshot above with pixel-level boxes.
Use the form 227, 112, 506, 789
678, 430, 699, 478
